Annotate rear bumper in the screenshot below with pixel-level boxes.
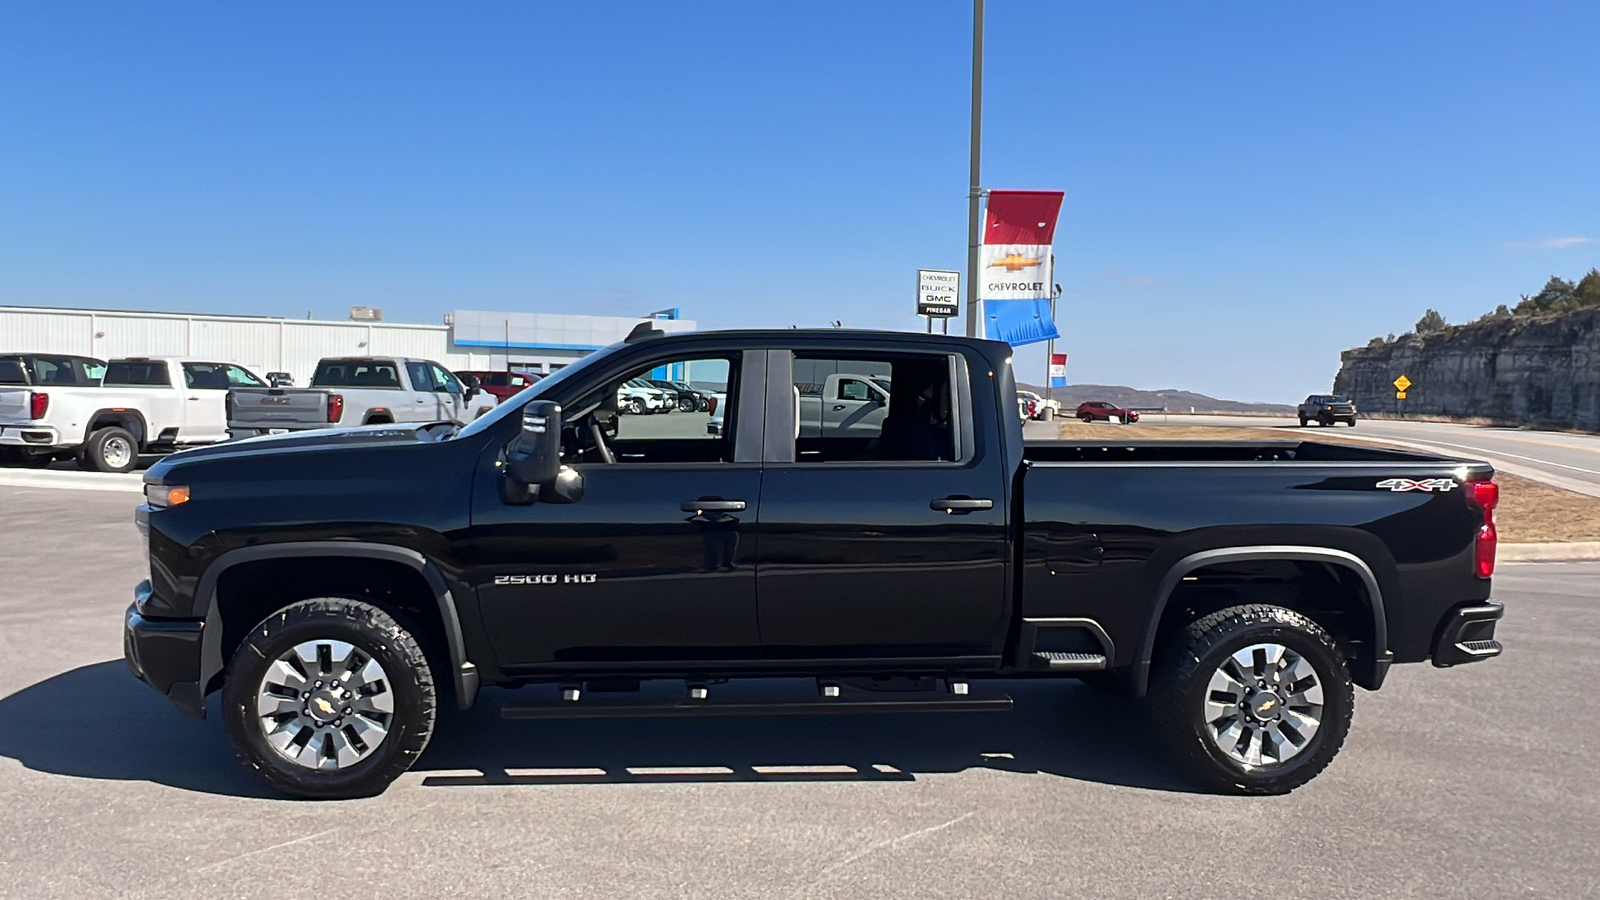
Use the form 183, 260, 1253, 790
0, 424, 64, 447
1431, 601, 1504, 667
124, 583, 207, 718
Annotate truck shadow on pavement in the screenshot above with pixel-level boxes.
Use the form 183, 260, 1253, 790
0, 663, 1198, 797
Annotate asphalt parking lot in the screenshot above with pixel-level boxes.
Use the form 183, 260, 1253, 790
1, 482, 1596, 900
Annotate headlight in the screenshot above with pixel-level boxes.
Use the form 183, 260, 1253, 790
144, 484, 191, 508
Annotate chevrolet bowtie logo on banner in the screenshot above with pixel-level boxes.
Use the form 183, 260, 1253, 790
980, 190, 1064, 346
986, 252, 1045, 273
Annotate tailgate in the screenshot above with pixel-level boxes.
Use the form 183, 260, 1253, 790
0, 388, 31, 422
228, 389, 329, 429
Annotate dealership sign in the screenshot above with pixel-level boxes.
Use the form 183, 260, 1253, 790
917, 269, 960, 318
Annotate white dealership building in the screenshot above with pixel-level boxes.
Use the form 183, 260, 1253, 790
0, 305, 697, 384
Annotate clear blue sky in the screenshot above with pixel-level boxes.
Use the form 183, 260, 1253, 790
2, 2, 1596, 403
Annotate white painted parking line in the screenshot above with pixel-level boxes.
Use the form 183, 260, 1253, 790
0, 469, 142, 493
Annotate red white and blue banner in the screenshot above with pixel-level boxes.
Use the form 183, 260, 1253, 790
980, 190, 1064, 346
1049, 353, 1068, 388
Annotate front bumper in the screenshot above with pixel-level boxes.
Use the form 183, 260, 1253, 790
1431, 601, 1504, 667
124, 582, 207, 718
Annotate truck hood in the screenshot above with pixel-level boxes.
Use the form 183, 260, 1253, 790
143, 422, 446, 480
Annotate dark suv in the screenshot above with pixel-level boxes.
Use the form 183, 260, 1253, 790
1298, 395, 1357, 427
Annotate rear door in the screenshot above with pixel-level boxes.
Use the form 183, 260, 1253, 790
755, 345, 1011, 662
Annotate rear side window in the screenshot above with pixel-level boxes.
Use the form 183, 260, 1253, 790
792, 355, 955, 463
105, 361, 172, 386
0, 359, 26, 384
311, 360, 401, 388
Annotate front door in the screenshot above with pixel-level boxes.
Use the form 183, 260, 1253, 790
756, 348, 1011, 662
465, 352, 764, 670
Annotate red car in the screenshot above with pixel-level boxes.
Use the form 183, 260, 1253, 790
454, 370, 538, 402
1075, 401, 1139, 423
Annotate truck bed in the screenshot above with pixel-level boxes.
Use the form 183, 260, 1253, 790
1019, 437, 1493, 688
1023, 438, 1445, 464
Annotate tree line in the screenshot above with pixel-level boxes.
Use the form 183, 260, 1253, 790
1364, 268, 1600, 349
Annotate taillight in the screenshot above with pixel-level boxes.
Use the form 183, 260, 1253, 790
327, 393, 345, 424
29, 391, 48, 419
1466, 479, 1499, 578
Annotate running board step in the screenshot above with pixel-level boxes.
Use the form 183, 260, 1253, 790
1031, 651, 1107, 671
501, 692, 1013, 720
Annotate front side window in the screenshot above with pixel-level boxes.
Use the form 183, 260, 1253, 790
224, 364, 266, 387
792, 355, 954, 463
559, 355, 736, 465
429, 363, 461, 394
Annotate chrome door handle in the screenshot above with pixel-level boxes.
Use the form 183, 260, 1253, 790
930, 497, 993, 513
681, 499, 746, 513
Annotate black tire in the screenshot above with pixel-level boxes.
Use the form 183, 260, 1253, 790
1150, 604, 1354, 795
1298, 417, 1309, 427
83, 426, 138, 473
222, 597, 437, 800
1079, 413, 1093, 423
1346, 419, 1357, 427
678, 398, 694, 412
630, 397, 646, 416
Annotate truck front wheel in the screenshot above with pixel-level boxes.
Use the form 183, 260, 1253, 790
1151, 604, 1353, 795
84, 426, 138, 473
222, 597, 437, 800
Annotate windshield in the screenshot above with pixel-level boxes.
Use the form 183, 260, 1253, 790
454, 342, 624, 440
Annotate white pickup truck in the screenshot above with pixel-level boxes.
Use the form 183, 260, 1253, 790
226, 356, 496, 438
0, 357, 265, 471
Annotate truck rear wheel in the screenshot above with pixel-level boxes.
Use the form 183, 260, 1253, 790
84, 426, 138, 473
1151, 604, 1353, 795
222, 597, 437, 800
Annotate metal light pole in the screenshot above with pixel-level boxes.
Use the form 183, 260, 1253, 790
1045, 283, 1060, 405
964, 0, 984, 338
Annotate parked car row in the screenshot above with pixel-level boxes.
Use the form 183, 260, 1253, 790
0, 351, 502, 472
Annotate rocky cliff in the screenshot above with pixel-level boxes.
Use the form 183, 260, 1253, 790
1333, 307, 1600, 429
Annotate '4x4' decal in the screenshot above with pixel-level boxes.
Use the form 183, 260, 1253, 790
1376, 477, 1458, 492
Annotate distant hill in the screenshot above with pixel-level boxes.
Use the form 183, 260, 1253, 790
1016, 382, 1295, 415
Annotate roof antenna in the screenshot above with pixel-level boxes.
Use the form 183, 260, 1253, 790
831, 320, 842, 328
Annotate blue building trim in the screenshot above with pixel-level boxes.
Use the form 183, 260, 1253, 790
454, 339, 607, 352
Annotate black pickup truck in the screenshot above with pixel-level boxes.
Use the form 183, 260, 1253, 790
125, 327, 1504, 799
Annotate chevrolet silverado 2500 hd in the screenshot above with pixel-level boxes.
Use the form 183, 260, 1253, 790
125, 327, 1504, 799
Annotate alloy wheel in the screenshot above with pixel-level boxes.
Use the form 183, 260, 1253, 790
1201, 642, 1324, 768
255, 639, 394, 770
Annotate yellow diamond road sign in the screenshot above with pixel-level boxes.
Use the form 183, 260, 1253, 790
1393, 375, 1412, 392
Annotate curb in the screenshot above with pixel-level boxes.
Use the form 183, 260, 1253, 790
1499, 542, 1600, 562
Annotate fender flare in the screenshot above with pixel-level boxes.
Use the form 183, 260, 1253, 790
83, 408, 150, 448
1133, 545, 1389, 696
195, 541, 478, 712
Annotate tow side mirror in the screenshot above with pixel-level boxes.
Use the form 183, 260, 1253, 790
507, 401, 563, 487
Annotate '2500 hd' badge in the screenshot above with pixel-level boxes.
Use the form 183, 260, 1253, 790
494, 574, 598, 585
1376, 478, 1457, 492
